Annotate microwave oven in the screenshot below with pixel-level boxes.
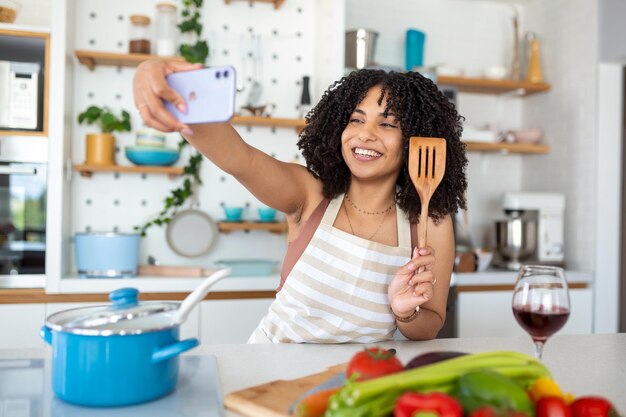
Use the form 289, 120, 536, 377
0, 60, 41, 131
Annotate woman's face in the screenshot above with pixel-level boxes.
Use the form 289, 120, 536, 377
341, 85, 404, 182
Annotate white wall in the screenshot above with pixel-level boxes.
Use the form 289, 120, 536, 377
520, 0, 598, 271
11, 0, 51, 28
67, 0, 323, 272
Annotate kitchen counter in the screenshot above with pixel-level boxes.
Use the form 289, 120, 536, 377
1, 333, 624, 416
0, 270, 592, 303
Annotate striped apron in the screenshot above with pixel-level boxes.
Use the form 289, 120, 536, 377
248, 194, 412, 344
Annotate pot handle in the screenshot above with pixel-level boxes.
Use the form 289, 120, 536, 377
152, 338, 199, 363
40, 326, 52, 345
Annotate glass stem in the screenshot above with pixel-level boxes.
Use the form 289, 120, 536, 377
534, 340, 545, 360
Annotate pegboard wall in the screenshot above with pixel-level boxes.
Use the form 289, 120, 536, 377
70, 0, 323, 270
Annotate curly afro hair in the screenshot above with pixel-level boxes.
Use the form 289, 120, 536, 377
297, 69, 468, 224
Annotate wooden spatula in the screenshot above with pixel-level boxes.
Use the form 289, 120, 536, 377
408, 136, 447, 250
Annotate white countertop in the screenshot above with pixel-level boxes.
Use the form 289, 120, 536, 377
46, 270, 592, 294
3, 333, 624, 416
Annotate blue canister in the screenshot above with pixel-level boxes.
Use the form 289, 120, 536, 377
74, 232, 141, 278
41, 288, 199, 407
405, 29, 426, 71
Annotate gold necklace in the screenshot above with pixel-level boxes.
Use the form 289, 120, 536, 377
345, 193, 395, 215
343, 201, 393, 240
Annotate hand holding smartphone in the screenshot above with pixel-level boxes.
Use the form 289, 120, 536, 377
164, 66, 236, 124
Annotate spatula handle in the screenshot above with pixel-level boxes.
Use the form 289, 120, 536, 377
417, 200, 429, 274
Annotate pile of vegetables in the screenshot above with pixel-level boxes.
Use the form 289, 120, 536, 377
293, 348, 621, 417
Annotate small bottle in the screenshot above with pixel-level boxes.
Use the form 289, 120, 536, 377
526, 32, 543, 83
155, 3, 178, 56
299, 75, 311, 118
129, 14, 151, 54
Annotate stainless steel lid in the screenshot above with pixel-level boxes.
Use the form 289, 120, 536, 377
45, 288, 180, 336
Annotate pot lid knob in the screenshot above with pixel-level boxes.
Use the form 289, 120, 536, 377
110, 288, 139, 309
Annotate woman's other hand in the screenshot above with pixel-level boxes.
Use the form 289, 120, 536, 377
132, 59, 203, 134
388, 246, 436, 318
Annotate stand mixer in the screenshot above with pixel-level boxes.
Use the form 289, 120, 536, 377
493, 192, 565, 270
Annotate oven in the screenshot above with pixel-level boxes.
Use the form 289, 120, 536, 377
0, 136, 47, 287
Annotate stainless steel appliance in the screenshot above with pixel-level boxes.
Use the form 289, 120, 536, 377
0, 136, 47, 287
345, 28, 379, 70
0, 60, 41, 130
493, 192, 565, 270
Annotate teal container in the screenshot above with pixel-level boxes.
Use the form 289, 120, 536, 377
406, 29, 426, 71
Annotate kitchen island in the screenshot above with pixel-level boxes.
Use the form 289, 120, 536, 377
1, 333, 624, 416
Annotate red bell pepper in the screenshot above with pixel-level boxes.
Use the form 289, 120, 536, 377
571, 397, 621, 417
393, 392, 463, 417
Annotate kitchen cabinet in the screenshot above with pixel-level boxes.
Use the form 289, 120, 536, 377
199, 298, 274, 344
457, 288, 593, 338
0, 304, 46, 349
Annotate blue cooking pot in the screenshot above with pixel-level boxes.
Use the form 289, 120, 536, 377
41, 288, 198, 407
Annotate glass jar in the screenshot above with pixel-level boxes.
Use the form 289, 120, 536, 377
129, 14, 151, 54
155, 3, 178, 56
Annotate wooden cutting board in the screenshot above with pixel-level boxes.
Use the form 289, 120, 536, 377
137, 264, 217, 277
224, 363, 347, 417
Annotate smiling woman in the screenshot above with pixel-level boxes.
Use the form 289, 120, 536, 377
132, 61, 468, 344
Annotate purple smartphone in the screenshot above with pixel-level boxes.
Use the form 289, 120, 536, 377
165, 66, 236, 124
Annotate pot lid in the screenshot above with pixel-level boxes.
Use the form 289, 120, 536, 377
45, 288, 179, 335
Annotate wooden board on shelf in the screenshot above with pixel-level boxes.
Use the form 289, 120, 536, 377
73, 164, 184, 178
438, 76, 550, 96
218, 221, 288, 234
224, 363, 346, 417
464, 141, 550, 154
75, 50, 184, 71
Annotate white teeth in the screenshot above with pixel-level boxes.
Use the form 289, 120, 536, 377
354, 148, 382, 157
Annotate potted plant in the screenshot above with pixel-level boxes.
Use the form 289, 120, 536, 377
77, 106, 132, 166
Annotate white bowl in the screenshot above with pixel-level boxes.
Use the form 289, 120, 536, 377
483, 66, 507, 80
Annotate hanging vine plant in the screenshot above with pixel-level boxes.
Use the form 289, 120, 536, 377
135, 0, 208, 236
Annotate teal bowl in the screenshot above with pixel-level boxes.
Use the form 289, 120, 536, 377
125, 146, 180, 166
223, 207, 244, 222
258, 207, 277, 222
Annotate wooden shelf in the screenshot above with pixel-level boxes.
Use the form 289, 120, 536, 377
464, 141, 550, 154
218, 221, 288, 234
0, 130, 47, 137
231, 116, 305, 131
75, 50, 184, 71
438, 76, 550, 96
223, 0, 285, 9
73, 164, 184, 179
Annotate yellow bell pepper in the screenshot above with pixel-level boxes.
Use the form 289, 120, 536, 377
528, 377, 575, 404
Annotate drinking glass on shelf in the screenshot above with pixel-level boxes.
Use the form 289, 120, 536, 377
512, 265, 570, 360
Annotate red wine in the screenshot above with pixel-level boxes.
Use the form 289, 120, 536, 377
512, 305, 570, 341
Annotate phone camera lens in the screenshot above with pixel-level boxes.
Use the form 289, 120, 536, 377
216, 71, 221, 79
223, 70, 229, 78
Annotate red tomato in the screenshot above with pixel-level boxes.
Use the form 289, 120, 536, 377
537, 397, 572, 417
346, 347, 404, 381
469, 406, 499, 417
571, 397, 617, 417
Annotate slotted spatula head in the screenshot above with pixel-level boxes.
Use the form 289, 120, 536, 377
408, 136, 447, 248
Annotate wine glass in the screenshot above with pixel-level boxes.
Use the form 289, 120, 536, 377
512, 265, 570, 360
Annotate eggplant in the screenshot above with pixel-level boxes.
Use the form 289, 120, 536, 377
405, 351, 468, 370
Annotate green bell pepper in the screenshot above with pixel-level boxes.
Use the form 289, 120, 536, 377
451, 370, 535, 417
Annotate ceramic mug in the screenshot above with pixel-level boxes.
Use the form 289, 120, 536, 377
223, 207, 244, 222
257, 207, 277, 222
